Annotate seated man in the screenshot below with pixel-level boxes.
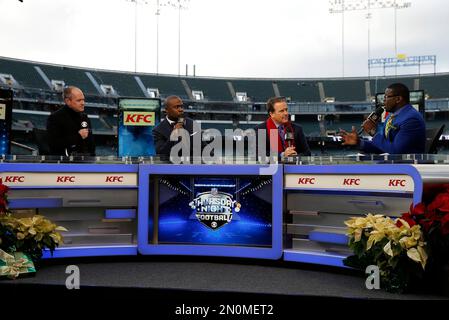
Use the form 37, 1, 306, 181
152, 95, 195, 159
255, 96, 310, 158
46, 86, 95, 156
340, 83, 426, 154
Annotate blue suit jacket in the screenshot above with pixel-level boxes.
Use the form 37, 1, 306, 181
361, 104, 425, 154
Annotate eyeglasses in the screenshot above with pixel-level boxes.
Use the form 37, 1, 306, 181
384, 95, 398, 99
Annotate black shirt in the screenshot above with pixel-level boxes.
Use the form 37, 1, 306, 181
46, 105, 95, 156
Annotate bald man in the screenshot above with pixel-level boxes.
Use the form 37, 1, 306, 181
152, 95, 196, 158
47, 86, 96, 156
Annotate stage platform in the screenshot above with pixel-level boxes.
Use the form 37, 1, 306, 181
1, 256, 447, 301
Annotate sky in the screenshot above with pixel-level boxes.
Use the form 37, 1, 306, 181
0, 0, 448, 78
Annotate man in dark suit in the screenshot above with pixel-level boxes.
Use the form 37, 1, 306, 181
152, 95, 196, 158
46, 86, 95, 156
340, 83, 426, 154
255, 96, 311, 158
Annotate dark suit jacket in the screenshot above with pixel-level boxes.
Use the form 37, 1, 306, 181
255, 121, 311, 157
46, 105, 95, 156
152, 117, 195, 157
361, 104, 426, 154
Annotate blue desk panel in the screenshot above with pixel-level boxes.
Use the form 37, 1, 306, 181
138, 164, 283, 259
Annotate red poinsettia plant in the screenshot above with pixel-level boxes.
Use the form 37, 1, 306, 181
0, 179, 9, 216
399, 184, 449, 270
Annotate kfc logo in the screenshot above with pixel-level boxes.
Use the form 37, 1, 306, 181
298, 177, 316, 185
343, 178, 361, 186
388, 179, 406, 187
123, 111, 155, 126
4, 176, 25, 183
106, 176, 124, 183
56, 176, 76, 183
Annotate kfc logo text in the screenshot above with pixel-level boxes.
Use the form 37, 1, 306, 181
388, 179, 406, 187
123, 112, 155, 126
4, 176, 25, 183
106, 176, 124, 183
298, 177, 316, 185
343, 178, 361, 186
56, 176, 76, 183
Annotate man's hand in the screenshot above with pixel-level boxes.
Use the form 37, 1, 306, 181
78, 129, 89, 139
173, 123, 183, 130
339, 126, 359, 146
284, 146, 297, 157
360, 119, 377, 135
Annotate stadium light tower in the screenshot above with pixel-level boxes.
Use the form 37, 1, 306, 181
163, 0, 190, 75
156, 0, 162, 74
127, 0, 150, 73
329, 0, 412, 77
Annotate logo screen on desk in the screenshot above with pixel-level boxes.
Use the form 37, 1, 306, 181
149, 175, 273, 247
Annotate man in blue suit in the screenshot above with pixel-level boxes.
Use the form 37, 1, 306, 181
340, 83, 426, 154
153, 95, 196, 158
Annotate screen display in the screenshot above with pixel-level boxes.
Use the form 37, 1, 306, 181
118, 98, 161, 157
149, 175, 273, 247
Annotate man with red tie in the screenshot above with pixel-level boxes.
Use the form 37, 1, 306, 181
255, 96, 311, 158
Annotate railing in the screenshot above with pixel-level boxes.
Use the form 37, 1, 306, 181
11, 141, 38, 155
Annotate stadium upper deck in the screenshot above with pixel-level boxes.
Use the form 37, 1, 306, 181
2, 56, 449, 104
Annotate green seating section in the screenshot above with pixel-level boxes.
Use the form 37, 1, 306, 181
420, 74, 449, 99
370, 77, 415, 96
139, 74, 186, 99
39, 64, 97, 95
2, 57, 449, 103
231, 79, 274, 102
322, 79, 366, 102
185, 78, 232, 101
276, 80, 320, 102
94, 71, 144, 97
0, 58, 48, 88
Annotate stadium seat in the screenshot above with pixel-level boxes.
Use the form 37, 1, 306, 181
425, 124, 445, 154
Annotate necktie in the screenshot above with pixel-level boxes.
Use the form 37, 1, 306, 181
278, 125, 286, 149
384, 115, 395, 138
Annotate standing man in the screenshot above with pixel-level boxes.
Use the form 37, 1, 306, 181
255, 96, 311, 158
47, 86, 95, 156
340, 83, 425, 154
152, 95, 195, 158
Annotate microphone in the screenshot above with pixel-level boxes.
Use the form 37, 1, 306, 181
284, 122, 295, 148
77, 113, 90, 155
80, 113, 90, 131
358, 106, 384, 136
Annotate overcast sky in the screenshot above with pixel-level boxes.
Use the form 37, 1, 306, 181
0, 0, 448, 78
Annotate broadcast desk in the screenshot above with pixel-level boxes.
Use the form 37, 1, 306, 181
1, 155, 448, 268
